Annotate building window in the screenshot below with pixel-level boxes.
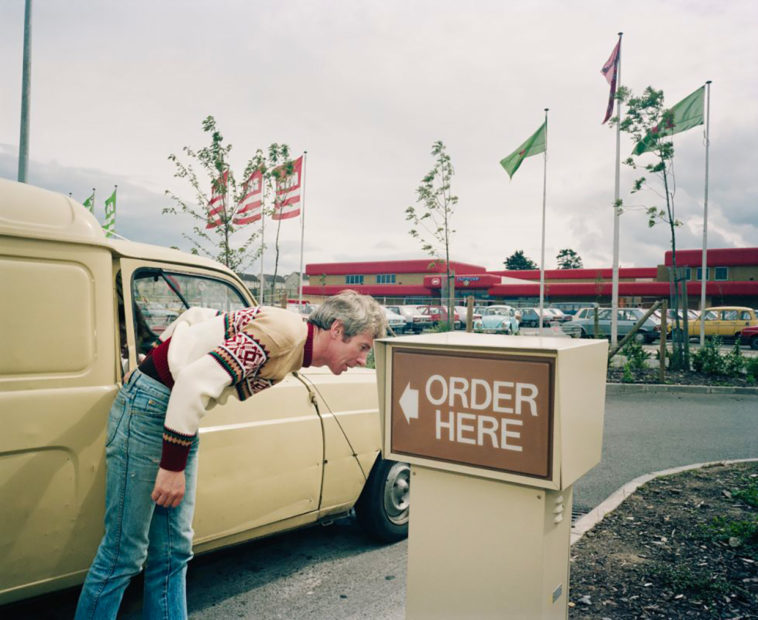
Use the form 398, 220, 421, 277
696, 267, 704, 280
376, 274, 396, 284
714, 266, 728, 281
345, 275, 364, 285
684, 267, 692, 280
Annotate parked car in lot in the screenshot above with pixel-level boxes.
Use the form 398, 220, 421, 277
382, 306, 407, 334
572, 307, 658, 343
454, 305, 482, 329
286, 299, 316, 316
385, 304, 433, 333
518, 307, 557, 328
740, 324, 758, 349
543, 307, 570, 323
548, 302, 597, 317
572, 306, 600, 321
473, 305, 520, 334
417, 305, 462, 329
685, 306, 758, 342
0, 180, 409, 605
650, 307, 698, 334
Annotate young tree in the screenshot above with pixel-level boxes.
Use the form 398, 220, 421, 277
504, 250, 537, 270
556, 248, 583, 269
614, 86, 690, 370
406, 141, 458, 329
164, 117, 297, 301
164, 115, 262, 273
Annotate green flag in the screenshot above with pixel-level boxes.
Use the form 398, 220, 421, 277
633, 86, 705, 155
104, 187, 117, 238
499, 122, 546, 178
82, 190, 95, 213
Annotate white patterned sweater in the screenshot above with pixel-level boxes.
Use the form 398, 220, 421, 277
146, 305, 311, 471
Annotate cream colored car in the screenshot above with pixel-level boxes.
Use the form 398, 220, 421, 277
0, 180, 409, 605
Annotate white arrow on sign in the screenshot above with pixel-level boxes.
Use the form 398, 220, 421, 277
399, 382, 419, 424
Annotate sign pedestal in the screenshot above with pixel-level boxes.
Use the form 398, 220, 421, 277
406, 466, 573, 619
375, 333, 607, 620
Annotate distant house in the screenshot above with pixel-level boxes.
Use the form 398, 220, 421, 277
284, 272, 309, 299
238, 273, 287, 304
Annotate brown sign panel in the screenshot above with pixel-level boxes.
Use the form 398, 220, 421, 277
391, 349, 554, 479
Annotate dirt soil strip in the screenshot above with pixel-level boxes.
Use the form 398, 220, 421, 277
569, 460, 758, 619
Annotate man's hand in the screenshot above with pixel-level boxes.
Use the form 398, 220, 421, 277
151, 468, 185, 508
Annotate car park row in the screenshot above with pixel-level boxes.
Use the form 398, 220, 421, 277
371, 302, 758, 347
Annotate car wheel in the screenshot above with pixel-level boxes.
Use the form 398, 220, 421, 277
751, 336, 758, 351
355, 458, 410, 543
633, 332, 646, 344
579, 328, 589, 339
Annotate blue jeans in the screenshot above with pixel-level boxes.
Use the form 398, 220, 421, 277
75, 370, 199, 620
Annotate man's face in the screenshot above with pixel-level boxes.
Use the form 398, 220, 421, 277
324, 322, 374, 375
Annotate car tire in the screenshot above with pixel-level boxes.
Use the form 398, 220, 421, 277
751, 336, 758, 351
579, 328, 589, 339
633, 332, 646, 344
355, 458, 410, 543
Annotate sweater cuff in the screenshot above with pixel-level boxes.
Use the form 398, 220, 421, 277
160, 427, 195, 472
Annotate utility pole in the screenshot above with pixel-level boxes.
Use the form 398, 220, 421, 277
18, 0, 33, 183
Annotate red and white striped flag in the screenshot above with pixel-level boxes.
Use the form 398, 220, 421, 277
233, 169, 264, 225
600, 39, 621, 124
206, 171, 228, 229
272, 155, 303, 221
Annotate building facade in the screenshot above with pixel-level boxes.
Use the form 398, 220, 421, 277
302, 248, 758, 308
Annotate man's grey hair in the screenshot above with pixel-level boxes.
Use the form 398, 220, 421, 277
309, 290, 387, 339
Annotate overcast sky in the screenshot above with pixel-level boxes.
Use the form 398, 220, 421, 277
2, 0, 757, 275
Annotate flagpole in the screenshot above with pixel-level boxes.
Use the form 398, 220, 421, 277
610, 32, 623, 347
699, 80, 712, 346
298, 151, 307, 306
538, 108, 549, 332
259, 190, 266, 305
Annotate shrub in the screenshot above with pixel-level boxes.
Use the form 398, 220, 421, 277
723, 341, 746, 375
746, 356, 758, 381
691, 337, 726, 375
621, 339, 650, 371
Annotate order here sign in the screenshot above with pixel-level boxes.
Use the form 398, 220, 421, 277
390, 349, 554, 479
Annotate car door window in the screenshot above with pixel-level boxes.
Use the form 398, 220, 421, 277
132, 268, 248, 352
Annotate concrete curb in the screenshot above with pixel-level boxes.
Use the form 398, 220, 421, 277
606, 382, 758, 395
570, 458, 758, 546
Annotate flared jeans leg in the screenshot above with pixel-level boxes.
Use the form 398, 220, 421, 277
75, 372, 198, 620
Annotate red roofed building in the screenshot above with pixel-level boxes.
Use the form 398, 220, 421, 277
302, 248, 758, 308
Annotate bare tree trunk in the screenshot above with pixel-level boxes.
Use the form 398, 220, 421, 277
663, 165, 686, 371
270, 216, 283, 301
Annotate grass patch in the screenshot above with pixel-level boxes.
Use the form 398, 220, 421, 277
649, 563, 732, 599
